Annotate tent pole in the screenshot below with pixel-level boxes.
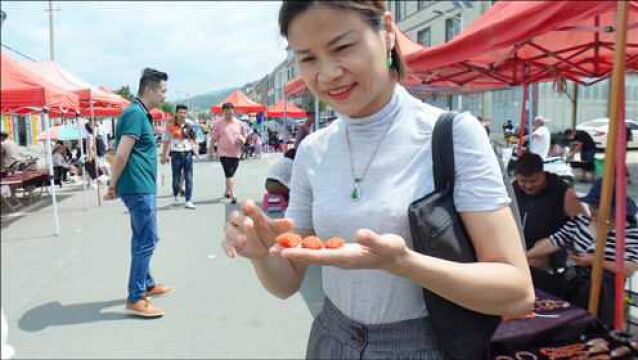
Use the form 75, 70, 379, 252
43, 110, 60, 236
588, 0, 629, 317
613, 85, 628, 331
90, 97, 101, 206
571, 82, 579, 131
517, 82, 529, 157
77, 115, 89, 209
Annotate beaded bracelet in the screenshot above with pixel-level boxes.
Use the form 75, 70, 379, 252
534, 299, 570, 312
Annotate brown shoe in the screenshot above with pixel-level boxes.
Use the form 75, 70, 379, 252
145, 284, 174, 298
125, 298, 165, 318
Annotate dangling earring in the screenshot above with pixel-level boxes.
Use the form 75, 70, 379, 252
386, 53, 393, 69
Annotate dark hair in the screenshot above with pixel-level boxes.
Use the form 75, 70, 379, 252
175, 104, 188, 112
85, 122, 94, 135
278, 0, 405, 80
222, 102, 234, 110
0, 132, 7, 141
564, 128, 575, 137
284, 148, 297, 160
55, 140, 64, 146
137, 68, 168, 97
515, 152, 544, 176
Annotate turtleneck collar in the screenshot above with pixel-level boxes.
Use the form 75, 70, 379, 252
338, 84, 403, 130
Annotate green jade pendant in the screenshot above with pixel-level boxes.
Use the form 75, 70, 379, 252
351, 179, 361, 201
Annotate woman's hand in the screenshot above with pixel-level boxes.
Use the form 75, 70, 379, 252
271, 229, 409, 274
222, 200, 294, 260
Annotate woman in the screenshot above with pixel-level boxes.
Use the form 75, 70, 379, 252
527, 179, 638, 326
223, 1, 534, 358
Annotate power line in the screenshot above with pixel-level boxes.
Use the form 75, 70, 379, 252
1, 43, 38, 62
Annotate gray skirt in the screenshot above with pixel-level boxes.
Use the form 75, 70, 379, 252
306, 298, 443, 360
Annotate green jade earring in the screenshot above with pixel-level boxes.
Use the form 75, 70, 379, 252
386, 55, 393, 69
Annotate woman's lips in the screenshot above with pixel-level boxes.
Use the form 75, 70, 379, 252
325, 84, 356, 101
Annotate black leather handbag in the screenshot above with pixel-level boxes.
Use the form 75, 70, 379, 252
407, 112, 501, 360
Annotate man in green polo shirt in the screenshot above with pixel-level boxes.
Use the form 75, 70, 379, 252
104, 68, 173, 318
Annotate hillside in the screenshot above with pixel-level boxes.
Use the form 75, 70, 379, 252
173, 88, 234, 111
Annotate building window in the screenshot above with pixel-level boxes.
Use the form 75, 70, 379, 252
395, 1, 405, 21
417, 0, 431, 10
445, 15, 462, 42
417, 27, 431, 47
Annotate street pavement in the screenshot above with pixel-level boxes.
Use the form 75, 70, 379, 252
2, 150, 637, 359
1, 153, 323, 359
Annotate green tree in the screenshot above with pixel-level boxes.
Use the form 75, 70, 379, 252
160, 102, 175, 114
114, 85, 133, 100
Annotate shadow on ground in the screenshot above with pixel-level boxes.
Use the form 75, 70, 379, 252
18, 299, 139, 332
1, 194, 73, 229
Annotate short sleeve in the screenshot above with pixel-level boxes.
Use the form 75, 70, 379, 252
452, 112, 510, 212
162, 125, 171, 143
548, 222, 573, 248
284, 142, 314, 231
119, 110, 144, 140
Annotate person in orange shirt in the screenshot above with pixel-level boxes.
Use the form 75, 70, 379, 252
160, 104, 197, 209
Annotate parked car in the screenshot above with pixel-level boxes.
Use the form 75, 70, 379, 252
576, 118, 638, 149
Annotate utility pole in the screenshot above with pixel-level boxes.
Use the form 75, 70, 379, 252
45, 1, 59, 60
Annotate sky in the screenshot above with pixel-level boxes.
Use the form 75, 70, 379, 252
1, 1, 289, 101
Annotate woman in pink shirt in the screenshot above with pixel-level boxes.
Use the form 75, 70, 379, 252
212, 102, 247, 204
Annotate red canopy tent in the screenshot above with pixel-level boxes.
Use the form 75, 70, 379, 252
24, 61, 129, 115
406, 1, 638, 89
284, 76, 306, 97
0, 51, 82, 235
266, 100, 307, 118
210, 90, 266, 114
0, 52, 79, 114
150, 108, 173, 121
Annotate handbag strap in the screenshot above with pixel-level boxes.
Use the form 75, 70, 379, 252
432, 112, 457, 192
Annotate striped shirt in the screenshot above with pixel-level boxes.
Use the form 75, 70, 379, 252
549, 215, 638, 263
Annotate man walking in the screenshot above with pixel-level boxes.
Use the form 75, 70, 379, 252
212, 102, 247, 204
528, 116, 551, 159
104, 68, 172, 318
160, 104, 197, 209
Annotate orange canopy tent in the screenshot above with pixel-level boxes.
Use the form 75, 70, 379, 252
24, 61, 129, 116
210, 90, 266, 114
266, 100, 307, 118
0, 51, 82, 235
0, 52, 79, 114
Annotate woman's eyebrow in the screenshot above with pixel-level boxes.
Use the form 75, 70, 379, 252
293, 30, 355, 55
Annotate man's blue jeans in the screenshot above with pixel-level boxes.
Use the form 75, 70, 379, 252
171, 151, 193, 202
120, 193, 158, 303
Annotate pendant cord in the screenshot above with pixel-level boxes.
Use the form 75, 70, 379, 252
345, 117, 396, 191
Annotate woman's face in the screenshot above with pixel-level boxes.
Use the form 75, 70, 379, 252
287, 5, 395, 118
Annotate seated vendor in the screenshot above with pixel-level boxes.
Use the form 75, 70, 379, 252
526, 179, 638, 327
264, 148, 296, 201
